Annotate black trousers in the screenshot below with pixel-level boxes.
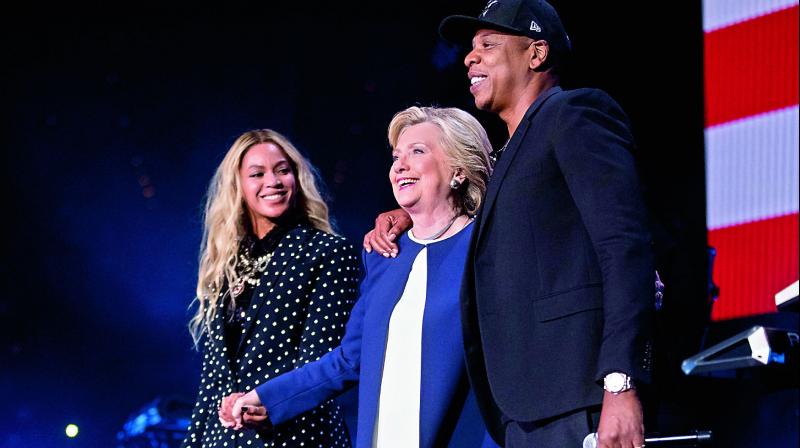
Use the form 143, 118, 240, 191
503, 406, 601, 447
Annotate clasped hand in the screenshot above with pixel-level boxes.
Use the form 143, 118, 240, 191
218, 390, 268, 430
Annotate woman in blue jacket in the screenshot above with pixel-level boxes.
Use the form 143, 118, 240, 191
220, 106, 496, 447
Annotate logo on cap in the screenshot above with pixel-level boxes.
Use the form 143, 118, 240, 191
529, 20, 541, 32
480, 0, 499, 18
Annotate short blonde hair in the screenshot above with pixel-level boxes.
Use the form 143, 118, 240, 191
189, 129, 332, 345
388, 106, 493, 215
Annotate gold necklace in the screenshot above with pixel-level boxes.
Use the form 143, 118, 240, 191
230, 250, 273, 298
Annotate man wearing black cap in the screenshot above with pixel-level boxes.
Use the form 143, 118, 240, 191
363, 0, 654, 446
435, 1, 654, 447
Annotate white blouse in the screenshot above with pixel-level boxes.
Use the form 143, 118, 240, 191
374, 245, 427, 447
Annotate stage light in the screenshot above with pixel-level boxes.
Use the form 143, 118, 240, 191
65, 424, 79, 438
118, 397, 192, 447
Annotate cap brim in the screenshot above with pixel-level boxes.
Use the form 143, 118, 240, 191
438, 15, 526, 45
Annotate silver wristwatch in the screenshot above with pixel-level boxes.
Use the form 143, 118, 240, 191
603, 372, 634, 394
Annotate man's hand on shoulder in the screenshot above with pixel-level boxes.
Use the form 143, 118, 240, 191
362, 209, 411, 257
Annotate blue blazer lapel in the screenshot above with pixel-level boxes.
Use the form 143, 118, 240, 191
356, 238, 424, 448
476, 86, 562, 244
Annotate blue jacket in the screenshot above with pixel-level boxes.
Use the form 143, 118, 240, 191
256, 224, 492, 447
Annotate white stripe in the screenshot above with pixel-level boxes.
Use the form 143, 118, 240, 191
703, 0, 798, 32
375, 247, 426, 447
706, 106, 799, 229
775, 280, 799, 307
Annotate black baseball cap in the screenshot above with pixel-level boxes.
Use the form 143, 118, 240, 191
439, 0, 571, 59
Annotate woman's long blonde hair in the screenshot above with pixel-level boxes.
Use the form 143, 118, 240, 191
189, 129, 333, 346
388, 106, 493, 216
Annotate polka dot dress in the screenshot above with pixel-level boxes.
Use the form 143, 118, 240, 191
182, 225, 361, 448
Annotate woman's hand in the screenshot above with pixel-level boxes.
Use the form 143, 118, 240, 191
218, 392, 244, 428
231, 389, 268, 430
363, 209, 412, 257
218, 391, 268, 430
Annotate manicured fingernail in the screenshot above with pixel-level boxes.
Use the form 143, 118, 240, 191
365, 247, 371, 253
382, 252, 389, 257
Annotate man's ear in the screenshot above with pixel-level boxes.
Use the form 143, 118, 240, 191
529, 39, 550, 71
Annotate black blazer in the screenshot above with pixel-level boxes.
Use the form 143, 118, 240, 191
182, 225, 361, 448
462, 86, 655, 443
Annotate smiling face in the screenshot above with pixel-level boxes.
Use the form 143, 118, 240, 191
390, 122, 456, 215
239, 142, 296, 236
465, 29, 536, 117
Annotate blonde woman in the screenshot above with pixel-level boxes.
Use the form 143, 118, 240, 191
221, 107, 498, 448
182, 129, 360, 448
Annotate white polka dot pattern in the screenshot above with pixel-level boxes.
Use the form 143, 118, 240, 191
182, 226, 360, 448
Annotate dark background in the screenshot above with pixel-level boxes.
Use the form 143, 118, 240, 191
3, 1, 793, 447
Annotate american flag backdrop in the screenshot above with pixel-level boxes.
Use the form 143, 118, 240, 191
704, 0, 799, 319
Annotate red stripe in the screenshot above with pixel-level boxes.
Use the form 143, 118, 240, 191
709, 213, 799, 320
705, 6, 799, 127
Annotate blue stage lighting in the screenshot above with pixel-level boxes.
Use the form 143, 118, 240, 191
117, 397, 192, 448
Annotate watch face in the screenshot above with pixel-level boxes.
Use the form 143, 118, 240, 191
605, 373, 627, 392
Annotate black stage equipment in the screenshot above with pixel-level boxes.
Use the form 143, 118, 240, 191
682, 325, 799, 375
